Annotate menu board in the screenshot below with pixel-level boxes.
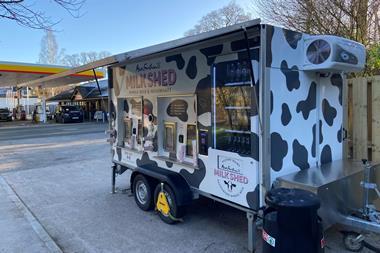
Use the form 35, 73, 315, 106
166, 99, 188, 122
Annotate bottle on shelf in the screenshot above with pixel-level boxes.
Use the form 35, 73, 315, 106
236, 62, 242, 82
242, 61, 248, 82
228, 63, 236, 83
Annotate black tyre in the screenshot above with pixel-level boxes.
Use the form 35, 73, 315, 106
132, 174, 154, 211
154, 183, 185, 224
343, 232, 364, 252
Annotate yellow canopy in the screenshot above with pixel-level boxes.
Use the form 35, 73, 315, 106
0, 61, 104, 88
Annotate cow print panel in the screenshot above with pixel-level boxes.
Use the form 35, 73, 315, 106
180, 159, 206, 188
200, 45, 223, 66
186, 56, 197, 79
331, 74, 343, 105
230, 37, 260, 52
293, 139, 310, 170
296, 81, 316, 120
337, 127, 343, 143
246, 184, 259, 210
281, 60, 300, 91
320, 145, 332, 164
282, 29, 302, 49
281, 103, 292, 126
311, 120, 323, 158
195, 75, 211, 115
266, 25, 274, 67
322, 99, 337, 126
271, 132, 288, 171
165, 54, 185, 69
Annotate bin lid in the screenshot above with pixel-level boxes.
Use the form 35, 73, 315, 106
265, 188, 320, 210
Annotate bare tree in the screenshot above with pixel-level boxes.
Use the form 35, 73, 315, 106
0, 0, 85, 30
185, 1, 252, 36
38, 30, 65, 64
60, 51, 111, 67
253, 0, 379, 46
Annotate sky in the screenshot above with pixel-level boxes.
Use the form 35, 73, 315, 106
0, 0, 254, 64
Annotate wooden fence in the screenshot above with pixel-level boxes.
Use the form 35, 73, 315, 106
345, 76, 380, 162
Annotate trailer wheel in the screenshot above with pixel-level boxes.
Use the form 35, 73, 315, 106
343, 232, 364, 252
154, 183, 185, 224
132, 174, 154, 211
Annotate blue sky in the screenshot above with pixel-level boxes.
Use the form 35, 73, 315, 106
0, 0, 254, 63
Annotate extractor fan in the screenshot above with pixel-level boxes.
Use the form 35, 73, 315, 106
303, 35, 365, 72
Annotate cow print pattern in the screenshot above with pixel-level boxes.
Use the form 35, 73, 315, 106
271, 132, 288, 171
269, 26, 343, 181
200, 45, 223, 66
281, 60, 300, 91
296, 81, 316, 120
312, 120, 323, 158
246, 184, 260, 210
331, 74, 343, 105
180, 159, 206, 188
186, 56, 197, 79
165, 54, 185, 69
337, 127, 342, 143
281, 103, 291, 126
322, 98, 337, 126
293, 139, 310, 170
320, 145, 332, 164
282, 29, 302, 49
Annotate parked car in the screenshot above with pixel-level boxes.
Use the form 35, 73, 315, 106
0, 108, 12, 121
55, 105, 84, 123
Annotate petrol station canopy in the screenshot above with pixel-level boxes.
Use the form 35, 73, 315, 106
0, 61, 104, 88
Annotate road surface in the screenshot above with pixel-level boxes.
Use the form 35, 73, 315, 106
0, 122, 372, 252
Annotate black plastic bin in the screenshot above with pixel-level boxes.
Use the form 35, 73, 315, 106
262, 188, 325, 253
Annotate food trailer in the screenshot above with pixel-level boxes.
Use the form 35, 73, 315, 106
105, 19, 378, 251
18, 18, 377, 252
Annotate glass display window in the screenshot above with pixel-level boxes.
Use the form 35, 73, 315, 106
212, 59, 256, 156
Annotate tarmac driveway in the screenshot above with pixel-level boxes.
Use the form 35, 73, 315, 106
0, 123, 374, 252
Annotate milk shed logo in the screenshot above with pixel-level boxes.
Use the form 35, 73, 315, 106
214, 156, 248, 197
125, 61, 177, 89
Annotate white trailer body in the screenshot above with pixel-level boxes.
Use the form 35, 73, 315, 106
108, 19, 365, 210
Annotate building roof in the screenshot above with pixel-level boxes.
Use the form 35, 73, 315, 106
0, 61, 104, 88
48, 79, 108, 101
